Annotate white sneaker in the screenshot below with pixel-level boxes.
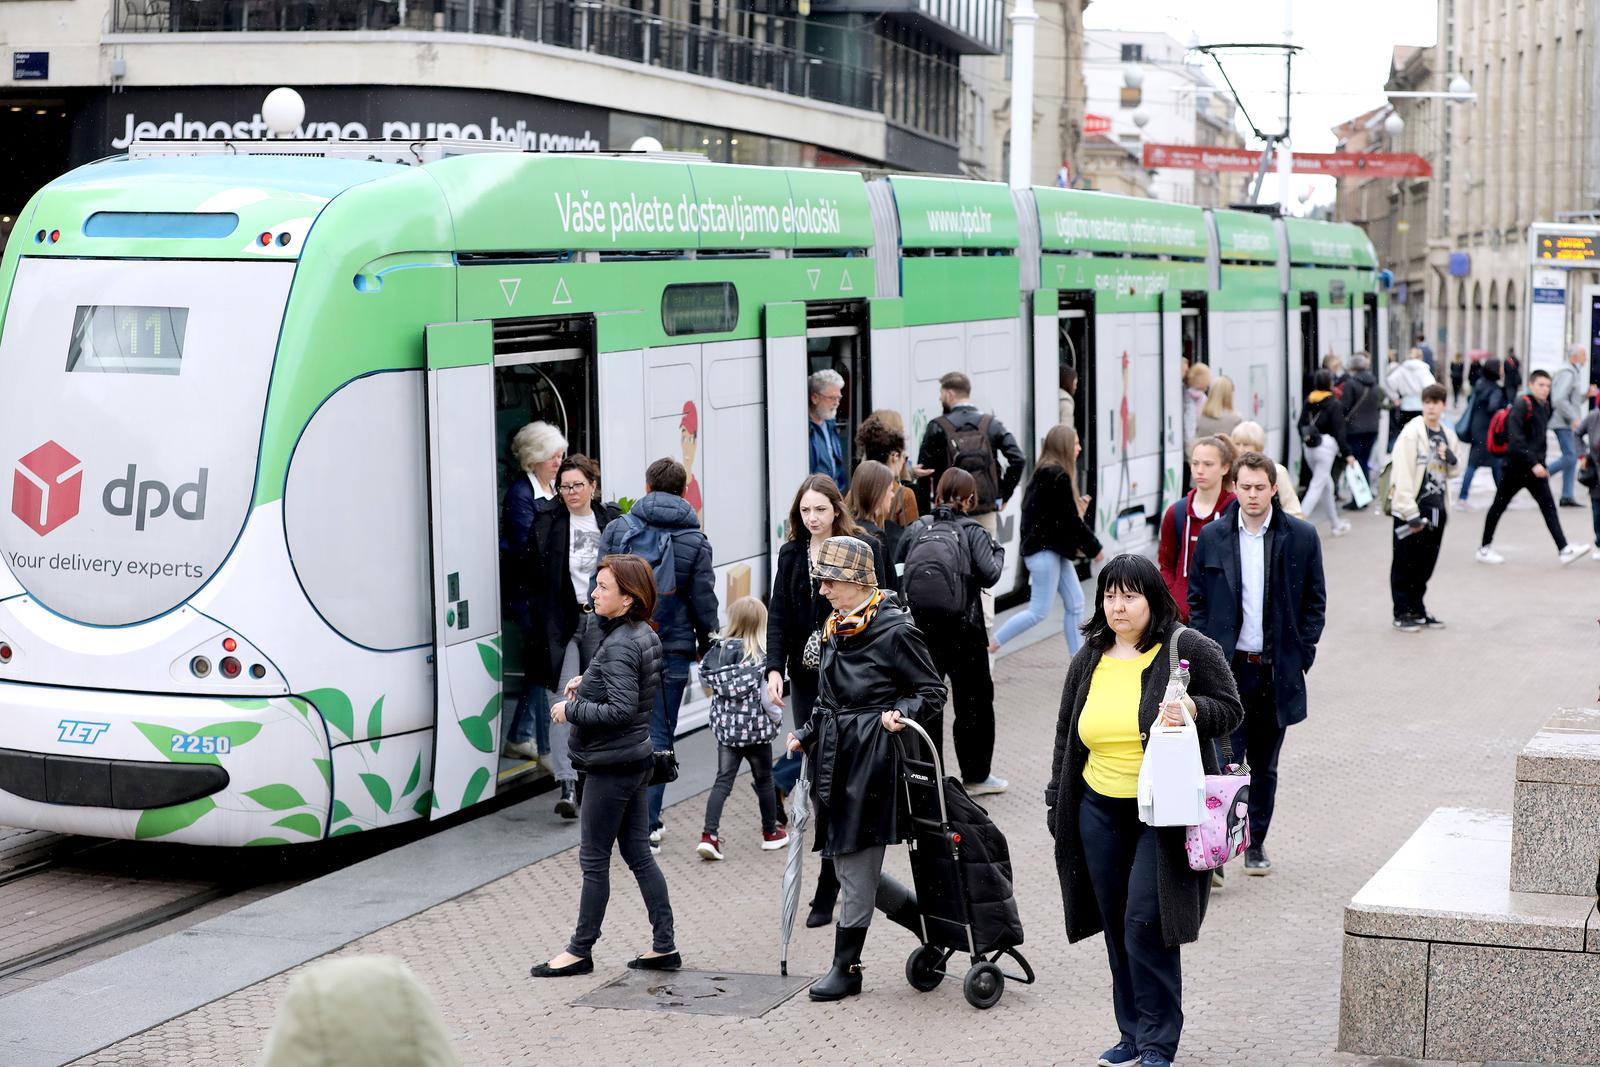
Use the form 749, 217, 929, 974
649, 826, 663, 845
1455, 498, 1475, 511
1331, 522, 1352, 537
1476, 545, 1506, 565
1559, 543, 1591, 566
502, 739, 539, 760
966, 775, 1009, 796
1588, 549, 1600, 562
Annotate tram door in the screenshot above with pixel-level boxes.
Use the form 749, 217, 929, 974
764, 302, 808, 579
490, 316, 598, 784
806, 301, 871, 472
1178, 291, 1207, 494
1059, 291, 1095, 499
1298, 294, 1320, 398
1363, 293, 1380, 357
423, 321, 505, 819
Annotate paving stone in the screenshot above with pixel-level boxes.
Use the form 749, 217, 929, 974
55, 485, 1600, 1065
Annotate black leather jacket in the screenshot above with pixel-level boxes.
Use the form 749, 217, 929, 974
565, 617, 662, 771
794, 594, 946, 856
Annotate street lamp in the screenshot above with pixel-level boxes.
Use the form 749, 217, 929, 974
1123, 64, 1145, 90
1384, 112, 1404, 137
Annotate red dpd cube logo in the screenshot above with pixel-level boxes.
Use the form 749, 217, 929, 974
13, 442, 84, 537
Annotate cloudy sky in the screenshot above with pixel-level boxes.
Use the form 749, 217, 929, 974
1083, 0, 1439, 207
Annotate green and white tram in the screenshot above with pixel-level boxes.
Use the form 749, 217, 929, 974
0, 143, 1379, 845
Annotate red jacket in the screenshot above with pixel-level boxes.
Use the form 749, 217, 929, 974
1159, 489, 1235, 621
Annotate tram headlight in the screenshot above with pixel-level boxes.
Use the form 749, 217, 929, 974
190, 655, 212, 678
220, 656, 241, 679
0, 643, 12, 664
249, 664, 266, 680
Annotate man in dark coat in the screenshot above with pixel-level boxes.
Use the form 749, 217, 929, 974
599, 457, 720, 839
1188, 453, 1326, 875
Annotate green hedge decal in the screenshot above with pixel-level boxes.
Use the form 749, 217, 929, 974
461, 767, 491, 808
136, 797, 216, 839
244, 784, 308, 810
303, 687, 354, 739
360, 772, 393, 814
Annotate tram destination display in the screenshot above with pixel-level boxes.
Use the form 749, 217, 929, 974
66, 305, 188, 375
1535, 232, 1600, 265
661, 282, 740, 336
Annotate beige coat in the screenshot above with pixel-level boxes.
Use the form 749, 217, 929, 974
1193, 409, 1243, 440
1387, 415, 1464, 522
1273, 462, 1304, 518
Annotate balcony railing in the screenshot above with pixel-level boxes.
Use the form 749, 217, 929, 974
108, 0, 959, 139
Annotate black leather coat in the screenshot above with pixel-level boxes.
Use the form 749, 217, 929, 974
564, 617, 662, 771
793, 594, 946, 856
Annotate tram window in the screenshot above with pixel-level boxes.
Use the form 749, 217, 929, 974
662, 283, 739, 337
66, 304, 187, 376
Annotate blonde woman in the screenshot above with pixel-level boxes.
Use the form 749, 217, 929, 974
1182, 363, 1213, 457
1229, 422, 1303, 518
992, 424, 1102, 655
1194, 376, 1243, 440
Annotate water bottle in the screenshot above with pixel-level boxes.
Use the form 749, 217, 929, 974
1160, 659, 1191, 723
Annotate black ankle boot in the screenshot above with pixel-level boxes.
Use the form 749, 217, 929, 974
808, 925, 867, 1001
554, 781, 578, 819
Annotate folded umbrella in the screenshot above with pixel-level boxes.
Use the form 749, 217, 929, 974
778, 754, 812, 977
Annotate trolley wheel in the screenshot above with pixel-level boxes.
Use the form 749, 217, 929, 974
963, 961, 1004, 1009
905, 945, 944, 992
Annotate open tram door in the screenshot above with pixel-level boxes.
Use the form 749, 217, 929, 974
1056, 291, 1096, 500
423, 321, 504, 819
764, 303, 809, 580
806, 300, 872, 472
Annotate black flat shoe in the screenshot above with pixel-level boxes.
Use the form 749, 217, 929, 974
627, 951, 681, 971
530, 955, 594, 978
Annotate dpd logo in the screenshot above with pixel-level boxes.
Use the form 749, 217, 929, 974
13, 441, 83, 537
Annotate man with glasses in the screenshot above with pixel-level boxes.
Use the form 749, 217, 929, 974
809, 369, 848, 488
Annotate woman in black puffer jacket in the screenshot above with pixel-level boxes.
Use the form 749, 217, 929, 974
532, 554, 677, 978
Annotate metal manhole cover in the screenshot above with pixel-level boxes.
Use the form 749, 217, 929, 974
573, 969, 813, 1018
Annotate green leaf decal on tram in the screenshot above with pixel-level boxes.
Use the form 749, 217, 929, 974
360, 772, 393, 814
402, 754, 422, 799
223, 699, 273, 711
135, 796, 216, 840
244, 784, 308, 810
458, 713, 495, 754
477, 642, 502, 682
367, 696, 385, 753
461, 767, 491, 808
271, 813, 322, 838
132, 721, 218, 766
330, 800, 355, 824
412, 790, 433, 818
245, 838, 291, 847
313, 759, 332, 787
302, 688, 355, 739
331, 824, 363, 837
198, 721, 263, 746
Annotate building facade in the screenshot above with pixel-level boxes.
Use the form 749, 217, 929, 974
0, 0, 1004, 248
1080, 29, 1244, 206
957, 0, 1089, 187
1426, 0, 1600, 366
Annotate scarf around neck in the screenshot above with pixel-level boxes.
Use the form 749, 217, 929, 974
824, 588, 886, 641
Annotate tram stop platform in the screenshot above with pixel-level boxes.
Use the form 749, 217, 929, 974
0, 465, 1597, 1067
1340, 710, 1600, 1064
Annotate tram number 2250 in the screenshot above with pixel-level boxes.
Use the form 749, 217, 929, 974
170, 733, 232, 755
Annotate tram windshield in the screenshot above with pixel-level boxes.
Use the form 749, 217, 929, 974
0, 257, 293, 626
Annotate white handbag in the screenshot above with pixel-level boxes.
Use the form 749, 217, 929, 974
1136, 631, 1208, 827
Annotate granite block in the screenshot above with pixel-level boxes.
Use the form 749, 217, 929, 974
1516, 707, 1600, 787
1510, 779, 1600, 896
1425, 942, 1600, 1064
1589, 904, 1600, 953
1346, 808, 1593, 951
1337, 934, 1427, 1058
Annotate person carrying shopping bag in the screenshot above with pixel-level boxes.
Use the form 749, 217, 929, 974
1046, 553, 1243, 1067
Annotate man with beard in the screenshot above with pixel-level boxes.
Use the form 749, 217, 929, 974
808, 369, 849, 489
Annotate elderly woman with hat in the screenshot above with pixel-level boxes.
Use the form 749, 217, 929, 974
785, 535, 946, 1002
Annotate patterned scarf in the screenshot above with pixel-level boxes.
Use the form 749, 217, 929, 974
824, 588, 886, 641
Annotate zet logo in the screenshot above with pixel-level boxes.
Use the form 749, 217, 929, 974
58, 719, 111, 744
13, 441, 84, 537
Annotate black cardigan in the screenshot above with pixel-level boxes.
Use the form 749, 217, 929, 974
1018, 465, 1102, 561
1045, 625, 1244, 948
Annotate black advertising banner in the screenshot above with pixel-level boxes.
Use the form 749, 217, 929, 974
71, 85, 609, 164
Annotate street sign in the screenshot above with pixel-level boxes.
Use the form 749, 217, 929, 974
1535, 232, 1599, 265
1141, 143, 1431, 178
12, 52, 48, 81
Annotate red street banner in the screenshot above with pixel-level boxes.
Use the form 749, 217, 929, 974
1083, 113, 1113, 136
1141, 143, 1432, 178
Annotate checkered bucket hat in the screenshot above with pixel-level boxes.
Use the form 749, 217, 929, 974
812, 536, 878, 587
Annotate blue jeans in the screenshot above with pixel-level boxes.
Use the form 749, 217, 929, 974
646, 653, 692, 831
993, 550, 1084, 653
1458, 456, 1502, 499
503, 683, 550, 747
1551, 427, 1579, 501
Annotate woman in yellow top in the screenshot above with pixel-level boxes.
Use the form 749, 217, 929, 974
1045, 554, 1242, 1067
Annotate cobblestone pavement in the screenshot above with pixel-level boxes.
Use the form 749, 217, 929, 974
67, 480, 1599, 1067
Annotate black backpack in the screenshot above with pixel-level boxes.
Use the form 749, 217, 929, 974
902, 516, 971, 620
936, 413, 1001, 511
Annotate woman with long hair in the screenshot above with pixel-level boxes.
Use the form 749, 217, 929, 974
991, 424, 1102, 656
844, 459, 904, 588
766, 474, 884, 926
1194, 376, 1243, 440
1047, 554, 1243, 1066
856, 411, 921, 525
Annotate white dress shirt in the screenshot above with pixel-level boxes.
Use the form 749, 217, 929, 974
1237, 509, 1270, 654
